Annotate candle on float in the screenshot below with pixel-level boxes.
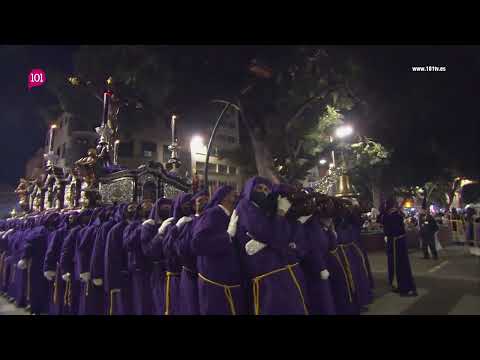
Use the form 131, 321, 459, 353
171, 115, 177, 144
102, 91, 111, 127
49, 124, 57, 152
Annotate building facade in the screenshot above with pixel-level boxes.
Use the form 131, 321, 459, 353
189, 109, 246, 193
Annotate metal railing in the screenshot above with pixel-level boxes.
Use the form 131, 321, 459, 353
446, 219, 480, 256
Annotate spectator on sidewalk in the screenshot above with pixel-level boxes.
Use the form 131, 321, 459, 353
419, 208, 439, 260
465, 207, 476, 243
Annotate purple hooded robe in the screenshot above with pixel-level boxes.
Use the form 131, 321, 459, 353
21, 212, 61, 314
191, 185, 248, 315
76, 207, 105, 315
123, 203, 155, 316
59, 209, 93, 315
381, 208, 417, 294
43, 213, 72, 315
234, 177, 309, 315
104, 205, 135, 315
90, 205, 123, 315
140, 198, 173, 315
159, 193, 193, 315
174, 189, 209, 315
292, 215, 336, 315
334, 218, 370, 311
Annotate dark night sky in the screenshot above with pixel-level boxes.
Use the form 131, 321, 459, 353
0, 45, 479, 187
0, 46, 76, 186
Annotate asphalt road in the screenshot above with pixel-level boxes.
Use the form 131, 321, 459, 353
365, 245, 480, 315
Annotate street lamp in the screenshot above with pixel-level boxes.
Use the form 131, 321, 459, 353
319, 159, 327, 165
335, 124, 354, 139
331, 124, 357, 198
190, 135, 205, 154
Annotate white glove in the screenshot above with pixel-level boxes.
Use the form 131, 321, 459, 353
176, 216, 193, 229
93, 278, 103, 287
44, 271, 56, 281
142, 219, 155, 226
2, 229, 14, 239
158, 217, 174, 235
17, 259, 27, 270
62, 273, 71, 282
298, 215, 312, 224
227, 209, 239, 238
79, 272, 91, 282
277, 195, 292, 215
245, 235, 267, 256
320, 269, 330, 280
384, 236, 388, 243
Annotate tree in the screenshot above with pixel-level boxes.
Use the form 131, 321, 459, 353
202, 46, 364, 183
345, 137, 390, 208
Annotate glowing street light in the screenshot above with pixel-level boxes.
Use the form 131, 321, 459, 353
335, 124, 354, 139
319, 159, 327, 165
190, 135, 205, 154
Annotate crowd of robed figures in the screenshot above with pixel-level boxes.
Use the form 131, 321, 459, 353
0, 176, 382, 315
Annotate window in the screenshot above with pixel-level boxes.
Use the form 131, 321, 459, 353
61, 143, 66, 157
56, 147, 60, 156
223, 120, 236, 129
218, 164, 227, 174
118, 142, 134, 157
229, 166, 237, 175
208, 163, 216, 172
142, 142, 157, 158
218, 134, 236, 144
196, 161, 205, 174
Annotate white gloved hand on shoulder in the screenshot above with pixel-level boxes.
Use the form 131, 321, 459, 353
245, 233, 267, 256
158, 217, 174, 235
92, 278, 103, 287
62, 273, 71, 282
79, 272, 91, 282
227, 209, 239, 239
142, 219, 155, 226
277, 195, 292, 215
320, 269, 330, 280
17, 259, 27, 270
176, 216, 193, 229
44, 271, 56, 281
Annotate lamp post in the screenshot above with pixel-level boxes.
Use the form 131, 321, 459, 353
204, 100, 235, 189
331, 124, 356, 198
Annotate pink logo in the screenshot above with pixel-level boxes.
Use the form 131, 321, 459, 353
28, 69, 46, 90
